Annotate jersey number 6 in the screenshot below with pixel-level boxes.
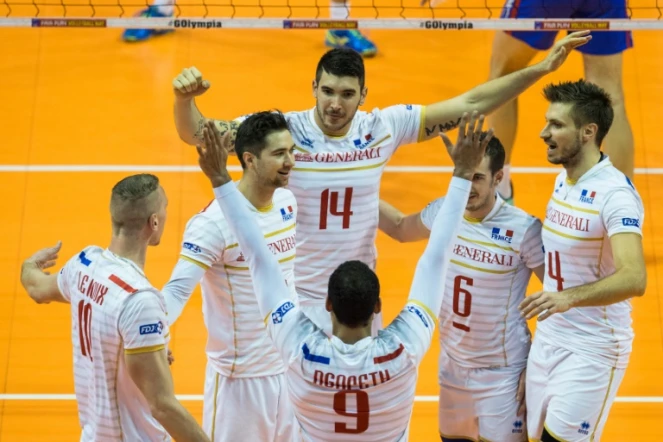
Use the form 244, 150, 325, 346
452, 275, 473, 332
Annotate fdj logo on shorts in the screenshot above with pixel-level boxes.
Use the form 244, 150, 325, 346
139, 321, 164, 335
272, 301, 295, 324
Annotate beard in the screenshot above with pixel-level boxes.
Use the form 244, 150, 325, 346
466, 192, 493, 213
315, 102, 356, 133
549, 133, 583, 167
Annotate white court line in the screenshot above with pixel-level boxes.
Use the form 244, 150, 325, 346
0, 394, 661, 403
0, 164, 662, 174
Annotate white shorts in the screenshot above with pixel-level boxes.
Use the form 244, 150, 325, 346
299, 302, 383, 338
202, 363, 299, 442
438, 352, 527, 442
526, 336, 626, 442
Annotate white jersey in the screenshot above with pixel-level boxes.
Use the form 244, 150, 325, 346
178, 187, 298, 377
267, 299, 434, 442
56, 246, 170, 442
421, 195, 544, 369
536, 157, 644, 369
238, 105, 425, 304
210, 175, 474, 442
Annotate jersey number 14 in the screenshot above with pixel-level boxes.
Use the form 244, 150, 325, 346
320, 188, 354, 230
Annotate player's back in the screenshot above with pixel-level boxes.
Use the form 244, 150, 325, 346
420, 195, 544, 369
179, 187, 298, 377
537, 158, 644, 368
282, 106, 424, 303
274, 302, 433, 441
57, 246, 170, 441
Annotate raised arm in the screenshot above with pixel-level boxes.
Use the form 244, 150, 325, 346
378, 200, 430, 243
196, 121, 288, 319
407, 112, 492, 315
173, 67, 240, 148
419, 31, 592, 141
20, 241, 68, 304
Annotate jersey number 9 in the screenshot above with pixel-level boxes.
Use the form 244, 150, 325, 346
333, 390, 370, 434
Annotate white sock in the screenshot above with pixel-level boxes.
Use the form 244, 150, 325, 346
151, 0, 174, 16
330, 0, 350, 20
498, 165, 512, 199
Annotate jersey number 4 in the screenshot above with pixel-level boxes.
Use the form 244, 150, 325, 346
452, 275, 473, 332
77, 300, 93, 362
320, 188, 354, 230
333, 390, 369, 434
547, 250, 565, 291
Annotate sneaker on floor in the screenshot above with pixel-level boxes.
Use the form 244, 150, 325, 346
122, 6, 174, 42
325, 30, 377, 57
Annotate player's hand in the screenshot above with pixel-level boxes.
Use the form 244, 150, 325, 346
518, 290, 572, 321
516, 368, 526, 416
25, 241, 62, 275
540, 31, 592, 73
173, 67, 211, 100
167, 349, 175, 365
442, 111, 493, 179
196, 120, 233, 188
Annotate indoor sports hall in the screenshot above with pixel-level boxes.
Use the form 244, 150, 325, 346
1, 0, 661, 440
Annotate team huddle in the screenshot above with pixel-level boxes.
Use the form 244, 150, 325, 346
20, 28, 646, 442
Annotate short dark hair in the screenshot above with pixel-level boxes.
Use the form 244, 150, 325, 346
235, 111, 290, 169
315, 48, 365, 90
481, 132, 505, 176
328, 260, 380, 328
110, 174, 160, 234
543, 79, 614, 147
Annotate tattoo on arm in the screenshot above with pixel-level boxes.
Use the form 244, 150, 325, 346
194, 119, 240, 151
424, 118, 461, 137
193, 118, 206, 141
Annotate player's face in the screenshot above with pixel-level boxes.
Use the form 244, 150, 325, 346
541, 102, 583, 166
313, 72, 366, 134
466, 155, 501, 213
148, 186, 168, 246
254, 130, 296, 188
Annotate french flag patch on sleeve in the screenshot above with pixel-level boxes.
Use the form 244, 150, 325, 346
280, 206, 294, 222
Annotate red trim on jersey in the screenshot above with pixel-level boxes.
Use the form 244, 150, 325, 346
200, 199, 214, 213
109, 274, 138, 294
373, 344, 405, 364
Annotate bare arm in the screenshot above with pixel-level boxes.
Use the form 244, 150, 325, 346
173, 67, 240, 148
520, 233, 646, 321
565, 233, 646, 306
20, 241, 68, 304
125, 350, 210, 442
419, 31, 591, 141
378, 200, 430, 243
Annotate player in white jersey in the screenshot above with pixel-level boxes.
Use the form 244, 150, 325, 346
517, 80, 646, 442
19, 174, 209, 442
171, 33, 588, 337
195, 111, 492, 441
162, 112, 299, 441
378, 133, 545, 441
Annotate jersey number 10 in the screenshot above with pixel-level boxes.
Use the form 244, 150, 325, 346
77, 300, 93, 362
320, 188, 354, 230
